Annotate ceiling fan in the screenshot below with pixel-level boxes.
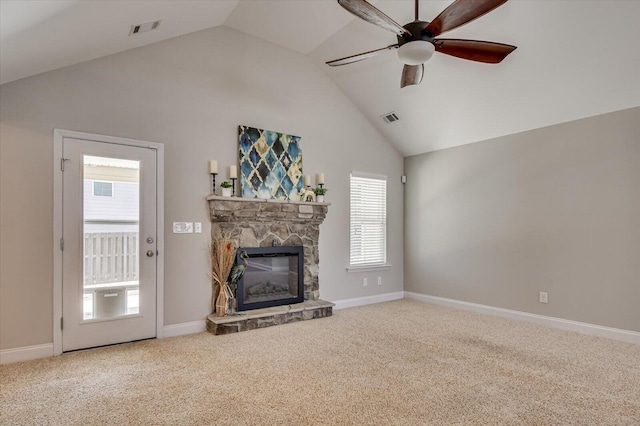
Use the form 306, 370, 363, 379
327, 0, 517, 88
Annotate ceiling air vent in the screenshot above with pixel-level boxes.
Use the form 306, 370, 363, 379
129, 20, 162, 36
381, 112, 399, 124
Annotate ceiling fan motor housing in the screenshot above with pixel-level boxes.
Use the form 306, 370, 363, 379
397, 21, 434, 45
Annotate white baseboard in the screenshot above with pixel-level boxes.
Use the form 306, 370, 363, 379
163, 320, 206, 338
333, 291, 404, 310
0, 320, 206, 364
405, 292, 640, 345
0, 343, 54, 365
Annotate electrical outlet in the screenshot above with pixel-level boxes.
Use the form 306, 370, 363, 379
377, 276, 382, 285
173, 222, 193, 234
539, 291, 548, 304
194, 222, 202, 233
363, 277, 368, 287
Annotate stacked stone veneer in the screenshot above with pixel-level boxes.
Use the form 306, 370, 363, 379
206, 196, 329, 300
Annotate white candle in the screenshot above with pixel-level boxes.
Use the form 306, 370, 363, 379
229, 165, 237, 179
209, 160, 218, 174
316, 173, 325, 185
303, 175, 311, 187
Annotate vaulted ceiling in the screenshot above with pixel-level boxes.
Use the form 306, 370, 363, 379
1, 0, 639, 156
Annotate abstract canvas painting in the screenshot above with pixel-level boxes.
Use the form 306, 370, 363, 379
238, 125, 303, 200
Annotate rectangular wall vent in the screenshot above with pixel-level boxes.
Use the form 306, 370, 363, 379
129, 20, 161, 36
381, 112, 399, 124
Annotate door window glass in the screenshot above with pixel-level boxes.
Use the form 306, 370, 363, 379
83, 156, 140, 320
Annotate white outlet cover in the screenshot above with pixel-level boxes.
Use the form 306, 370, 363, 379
194, 222, 202, 233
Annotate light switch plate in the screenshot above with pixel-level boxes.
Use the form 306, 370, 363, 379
194, 222, 202, 233
173, 222, 193, 233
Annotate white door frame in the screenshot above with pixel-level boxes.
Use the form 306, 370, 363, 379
53, 129, 164, 355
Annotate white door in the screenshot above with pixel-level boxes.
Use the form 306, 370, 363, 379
61, 137, 157, 351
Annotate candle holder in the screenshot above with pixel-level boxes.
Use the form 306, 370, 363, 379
230, 178, 237, 197
210, 173, 218, 195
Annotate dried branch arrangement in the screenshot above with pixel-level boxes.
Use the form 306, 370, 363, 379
210, 232, 237, 315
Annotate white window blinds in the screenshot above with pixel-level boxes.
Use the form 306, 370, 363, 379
350, 172, 387, 266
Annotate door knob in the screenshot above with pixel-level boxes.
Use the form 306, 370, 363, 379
146, 250, 154, 257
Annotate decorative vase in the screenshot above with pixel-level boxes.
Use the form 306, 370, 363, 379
221, 187, 232, 197
316, 194, 325, 203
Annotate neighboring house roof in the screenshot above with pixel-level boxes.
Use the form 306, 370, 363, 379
85, 156, 139, 169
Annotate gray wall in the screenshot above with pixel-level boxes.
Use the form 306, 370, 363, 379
0, 26, 404, 351
404, 107, 640, 332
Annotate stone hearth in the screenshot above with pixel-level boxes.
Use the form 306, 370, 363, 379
207, 195, 329, 301
206, 300, 334, 335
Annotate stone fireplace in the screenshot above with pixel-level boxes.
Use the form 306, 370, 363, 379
206, 195, 333, 334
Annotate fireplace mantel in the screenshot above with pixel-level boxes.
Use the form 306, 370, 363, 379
206, 195, 330, 301
206, 195, 329, 222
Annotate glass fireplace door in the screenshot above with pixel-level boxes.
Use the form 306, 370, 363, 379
237, 246, 304, 311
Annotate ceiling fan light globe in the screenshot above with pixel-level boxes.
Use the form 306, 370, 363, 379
397, 41, 435, 65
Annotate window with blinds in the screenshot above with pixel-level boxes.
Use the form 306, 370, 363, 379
350, 172, 387, 267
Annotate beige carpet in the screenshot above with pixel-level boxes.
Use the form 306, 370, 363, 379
1, 299, 639, 425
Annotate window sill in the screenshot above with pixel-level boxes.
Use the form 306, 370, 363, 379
346, 264, 392, 273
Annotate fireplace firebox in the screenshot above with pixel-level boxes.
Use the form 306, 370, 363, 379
236, 246, 304, 311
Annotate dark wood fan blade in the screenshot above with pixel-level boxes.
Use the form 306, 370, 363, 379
425, 0, 508, 37
401, 64, 424, 88
338, 0, 411, 36
326, 44, 399, 67
434, 39, 516, 63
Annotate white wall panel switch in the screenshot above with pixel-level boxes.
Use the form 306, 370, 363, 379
194, 222, 202, 233
539, 291, 548, 304
173, 222, 193, 233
